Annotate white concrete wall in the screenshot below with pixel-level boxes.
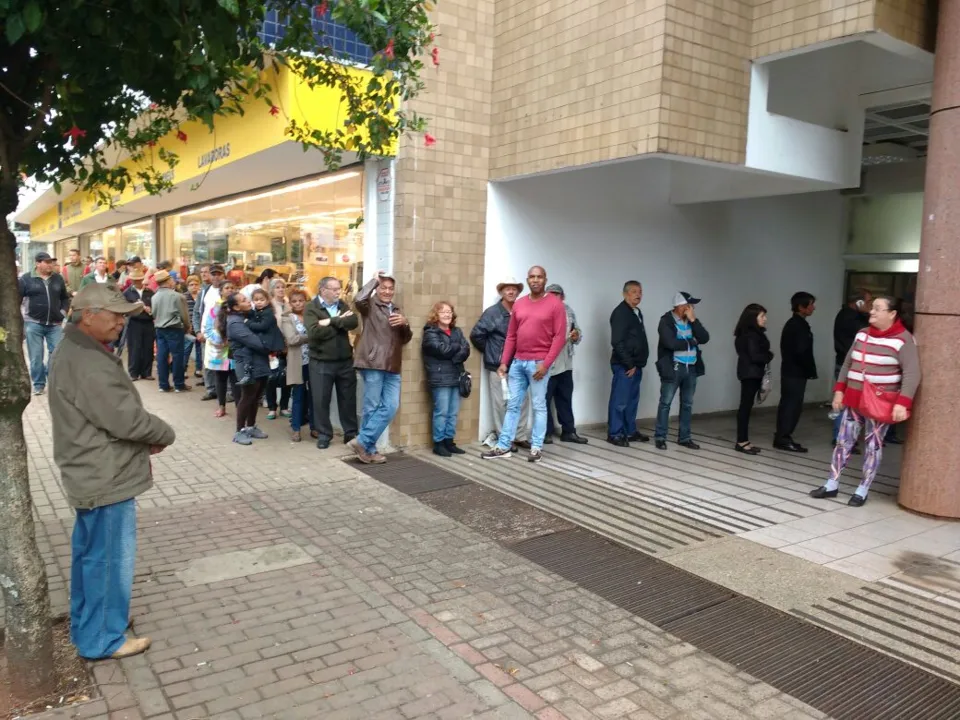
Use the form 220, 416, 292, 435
479, 158, 846, 438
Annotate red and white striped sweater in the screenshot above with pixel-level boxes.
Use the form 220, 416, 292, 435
835, 320, 920, 409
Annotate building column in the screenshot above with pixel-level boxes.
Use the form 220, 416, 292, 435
899, 0, 960, 518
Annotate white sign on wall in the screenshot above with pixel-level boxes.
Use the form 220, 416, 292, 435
376, 167, 391, 202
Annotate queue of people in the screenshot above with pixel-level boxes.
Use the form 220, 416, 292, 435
24, 249, 921, 506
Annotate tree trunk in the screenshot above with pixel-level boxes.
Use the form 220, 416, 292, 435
0, 178, 55, 698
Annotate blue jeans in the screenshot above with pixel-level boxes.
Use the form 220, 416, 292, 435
155, 327, 186, 390
70, 499, 136, 659
357, 369, 401, 453
290, 376, 315, 432
24, 322, 62, 391
608, 364, 642, 439
431, 386, 461, 443
654, 363, 698, 442
183, 337, 200, 370
497, 359, 549, 451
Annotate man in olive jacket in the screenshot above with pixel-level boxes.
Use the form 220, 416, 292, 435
49, 284, 176, 661
305, 276, 361, 450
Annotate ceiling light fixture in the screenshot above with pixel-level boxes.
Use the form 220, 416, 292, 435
177, 171, 361, 218
231, 207, 363, 230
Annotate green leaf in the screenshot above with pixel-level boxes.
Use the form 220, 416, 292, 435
216, 0, 239, 14
23, 0, 41, 32
5, 12, 25, 43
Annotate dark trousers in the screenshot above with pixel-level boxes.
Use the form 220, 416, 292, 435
546, 370, 576, 436
214, 370, 238, 408
775, 376, 807, 443
125, 320, 155, 379
608, 364, 642, 439
237, 378, 266, 432
309, 358, 358, 442
266, 365, 291, 411
737, 379, 762, 444
156, 327, 186, 390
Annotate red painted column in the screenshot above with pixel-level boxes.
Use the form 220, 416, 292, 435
899, 0, 960, 518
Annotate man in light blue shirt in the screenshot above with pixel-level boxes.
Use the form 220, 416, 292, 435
653, 292, 710, 450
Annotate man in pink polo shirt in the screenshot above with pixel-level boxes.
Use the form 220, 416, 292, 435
481, 266, 568, 463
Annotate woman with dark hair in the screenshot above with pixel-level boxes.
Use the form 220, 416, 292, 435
422, 301, 470, 457
810, 295, 921, 506
734, 303, 773, 455
241, 268, 278, 299
222, 292, 272, 446
204, 280, 238, 417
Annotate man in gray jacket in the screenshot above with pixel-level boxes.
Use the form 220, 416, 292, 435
49, 284, 176, 660
545, 284, 588, 444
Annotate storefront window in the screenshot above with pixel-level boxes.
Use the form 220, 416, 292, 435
80, 219, 153, 272
159, 169, 363, 291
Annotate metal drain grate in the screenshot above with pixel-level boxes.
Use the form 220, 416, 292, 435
354, 454, 960, 718
511, 528, 960, 720
348, 453, 472, 495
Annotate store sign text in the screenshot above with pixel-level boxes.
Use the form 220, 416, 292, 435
198, 143, 231, 169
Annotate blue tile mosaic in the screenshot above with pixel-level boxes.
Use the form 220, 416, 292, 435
259, 5, 372, 65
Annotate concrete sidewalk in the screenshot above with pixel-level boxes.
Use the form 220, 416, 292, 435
23, 389, 829, 720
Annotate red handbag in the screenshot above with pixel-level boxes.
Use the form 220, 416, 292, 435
854, 338, 900, 424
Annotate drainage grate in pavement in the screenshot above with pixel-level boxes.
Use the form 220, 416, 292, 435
511, 527, 960, 720
349, 453, 472, 495
417, 483, 576, 544
352, 453, 960, 719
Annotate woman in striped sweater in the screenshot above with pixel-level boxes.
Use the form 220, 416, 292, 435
810, 296, 920, 506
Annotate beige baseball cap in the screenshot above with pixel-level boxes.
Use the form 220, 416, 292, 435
72, 285, 143, 315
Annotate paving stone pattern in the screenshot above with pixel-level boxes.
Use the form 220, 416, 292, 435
24, 391, 828, 719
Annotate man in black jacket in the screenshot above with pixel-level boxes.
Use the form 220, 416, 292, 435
653, 292, 710, 450
774, 291, 817, 452
305, 276, 360, 450
470, 277, 530, 448
607, 280, 650, 446
122, 269, 156, 380
832, 290, 870, 445
18, 251, 71, 394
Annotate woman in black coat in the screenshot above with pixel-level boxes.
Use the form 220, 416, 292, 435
220, 292, 271, 446
422, 301, 470, 457
734, 303, 774, 455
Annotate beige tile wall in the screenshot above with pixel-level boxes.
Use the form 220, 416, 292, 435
389, 0, 496, 448
490, 0, 668, 179
659, 0, 753, 164
875, 0, 931, 49
752, 0, 875, 58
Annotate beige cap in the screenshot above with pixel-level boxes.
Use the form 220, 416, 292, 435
72, 285, 143, 315
496, 277, 523, 293
153, 270, 172, 285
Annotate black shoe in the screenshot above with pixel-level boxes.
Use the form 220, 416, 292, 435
735, 443, 761, 455
343, 433, 357, 444
543, 436, 554, 444
655, 439, 667, 450
433, 442, 452, 457
444, 439, 466, 455
316, 438, 330, 450
607, 436, 629, 447
848, 494, 867, 507
158, 387, 172, 393
560, 433, 588, 444
528, 449, 542, 463
515, 440, 532, 450
809, 486, 839, 499
200, 392, 217, 401
628, 432, 650, 443
774, 441, 808, 453
679, 440, 700, 450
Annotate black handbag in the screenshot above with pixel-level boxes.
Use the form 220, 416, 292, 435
458, 369, 472, 398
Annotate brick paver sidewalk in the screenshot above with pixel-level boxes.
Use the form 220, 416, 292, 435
24, 389, 827, 719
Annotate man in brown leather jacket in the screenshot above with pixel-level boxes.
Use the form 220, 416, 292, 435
348, 271, 413, 463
